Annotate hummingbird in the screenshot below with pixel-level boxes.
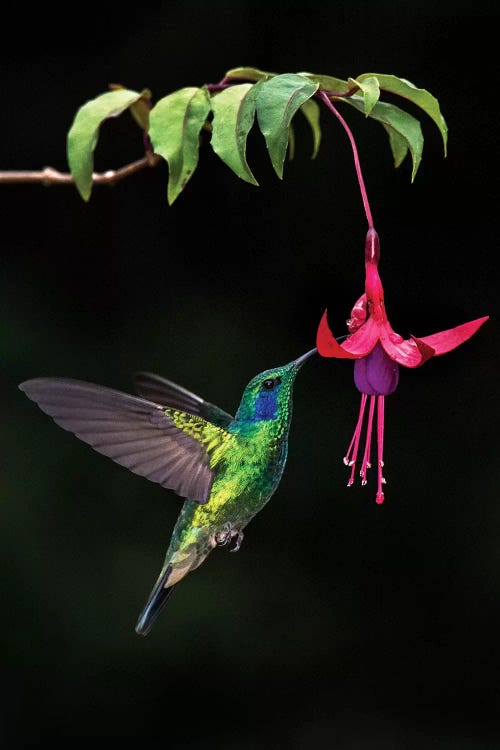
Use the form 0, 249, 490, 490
19, 347, 317, 635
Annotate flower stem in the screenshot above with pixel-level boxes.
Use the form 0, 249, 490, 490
206, 77, 233, 93
319, 91, 374, 230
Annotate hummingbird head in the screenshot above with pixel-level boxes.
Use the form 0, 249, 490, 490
235, 347, 317, 422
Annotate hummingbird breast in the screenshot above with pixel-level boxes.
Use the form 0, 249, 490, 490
163, 422, 290, 586
208, 420, 289, 523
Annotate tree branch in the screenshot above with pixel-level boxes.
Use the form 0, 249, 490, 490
0, 153, 160, 187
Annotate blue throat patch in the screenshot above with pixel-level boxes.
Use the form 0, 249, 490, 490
253, 388, 280, 420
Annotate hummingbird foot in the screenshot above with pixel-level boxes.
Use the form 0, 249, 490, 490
215, 522, 233, 546
230, 530, 244, 553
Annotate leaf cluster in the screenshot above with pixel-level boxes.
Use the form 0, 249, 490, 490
67, 67, 448, 204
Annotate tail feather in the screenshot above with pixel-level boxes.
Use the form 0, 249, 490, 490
135, 565, 176, 636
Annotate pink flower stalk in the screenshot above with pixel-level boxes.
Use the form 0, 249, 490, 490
317, 228, 489, 504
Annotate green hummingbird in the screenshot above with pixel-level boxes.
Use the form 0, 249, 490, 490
19, 347, 317, 635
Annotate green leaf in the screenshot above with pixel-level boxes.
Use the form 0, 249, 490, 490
129, 89, 152, 130
108, 84, 152, 130
299, 99, 321, 158
356, 72, 448, 155
349, 76, 380, 117
256, 73, 319, 178
344, 95, 424, 180
224, 66, 276, 82
67, 88, 143, 201
299, 72, 350, 95
149, 86, 211, 204
210, 83, 259, 185
382, 125, 409, 168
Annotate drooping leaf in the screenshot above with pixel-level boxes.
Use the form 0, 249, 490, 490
256, 73, 319, 178
224, 66, 276, 82
210, 83, 259, 185
149, 86, 211, 204
356, 72, 448, 155
382, 125, 409, 168
299, 72, 350, 95
299, 99, 322, 158
344, 94, 424, 180
349, 76, 380, 117
129, 90, 153, 131
67, 88, 144, 201
108, 84, 152, 130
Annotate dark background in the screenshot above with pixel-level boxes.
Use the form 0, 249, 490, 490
2, 1, 499, 747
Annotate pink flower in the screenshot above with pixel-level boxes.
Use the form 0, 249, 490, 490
317, 228, 489, 504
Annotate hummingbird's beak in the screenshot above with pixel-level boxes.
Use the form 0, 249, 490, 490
292, 347, 318, 370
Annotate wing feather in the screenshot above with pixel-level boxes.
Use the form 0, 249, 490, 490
19, 377, 232, 504
133, 371, 234, 427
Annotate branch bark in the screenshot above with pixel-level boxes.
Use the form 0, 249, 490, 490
0, 153, 160, 187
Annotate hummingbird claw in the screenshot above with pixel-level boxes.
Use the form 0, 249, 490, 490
231, 530, 244, 553
215, 522, 233, 546
214, 523, 244, 551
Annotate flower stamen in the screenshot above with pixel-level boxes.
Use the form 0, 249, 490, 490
360, 395, 376, 484
344, 393, 368, 484
345, 393, 388, 502
376, 395, 386, 504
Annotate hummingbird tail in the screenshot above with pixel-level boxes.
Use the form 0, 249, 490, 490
135, 565, 176, 636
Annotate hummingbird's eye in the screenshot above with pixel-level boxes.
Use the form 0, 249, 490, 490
262, 378, 276, 390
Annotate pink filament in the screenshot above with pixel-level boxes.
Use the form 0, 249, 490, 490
344, 393, 368, 485
344, 393, 387, 504
360, 395, 376, 484
376, 396, 386, 504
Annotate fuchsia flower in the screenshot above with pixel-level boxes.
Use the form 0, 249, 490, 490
317, 228, 489, 504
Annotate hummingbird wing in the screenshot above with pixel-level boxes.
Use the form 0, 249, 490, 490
133, 371, 234, 427
19, 377, 233, 504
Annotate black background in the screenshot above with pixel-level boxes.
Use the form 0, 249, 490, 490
2, 2, 499, 747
